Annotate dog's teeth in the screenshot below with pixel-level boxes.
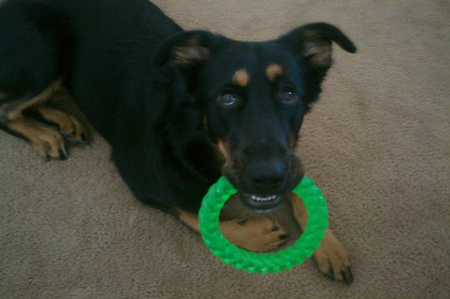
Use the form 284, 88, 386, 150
250, 195, 277, 202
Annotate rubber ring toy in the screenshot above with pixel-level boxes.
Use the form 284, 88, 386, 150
198, 175, 329, 274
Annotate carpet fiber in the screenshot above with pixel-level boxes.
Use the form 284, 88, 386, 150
1, 0, 449, 297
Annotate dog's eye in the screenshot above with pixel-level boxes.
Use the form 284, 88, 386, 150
279, 89, 297, 103
219, 93, 238, 106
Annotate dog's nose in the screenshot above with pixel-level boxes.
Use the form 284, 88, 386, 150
245, 158, 287, 192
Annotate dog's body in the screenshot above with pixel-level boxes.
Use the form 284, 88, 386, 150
0, 0, 356, 283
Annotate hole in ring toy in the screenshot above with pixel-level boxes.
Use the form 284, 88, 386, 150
198, 175, 329, 274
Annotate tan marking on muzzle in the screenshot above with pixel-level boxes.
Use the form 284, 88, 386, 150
217, 139, 230, 159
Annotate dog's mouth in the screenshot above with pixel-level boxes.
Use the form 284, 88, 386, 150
240, 193, 283, 211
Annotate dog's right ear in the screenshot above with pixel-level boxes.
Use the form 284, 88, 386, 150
152, 30, 220, 70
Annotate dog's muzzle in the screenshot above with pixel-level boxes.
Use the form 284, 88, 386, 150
223, 154, 303, 211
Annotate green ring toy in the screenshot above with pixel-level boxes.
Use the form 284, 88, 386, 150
198, 175, 328, 274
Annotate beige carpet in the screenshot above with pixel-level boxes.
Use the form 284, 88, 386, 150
1, 0, 450, 297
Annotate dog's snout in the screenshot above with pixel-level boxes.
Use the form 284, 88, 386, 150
246, 158, 287, 192
223, 145, 304, 210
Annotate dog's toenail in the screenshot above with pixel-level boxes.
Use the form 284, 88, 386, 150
341, 270, 353, 285
60, 131, 67, 138
345, 267, 354, 285
59, 149, 67, 160
60, 131, 71, 138
237, 219, 248, 225
66, 139, 79, 145
327, 269, 335, 280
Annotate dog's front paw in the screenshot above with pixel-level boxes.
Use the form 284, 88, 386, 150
28, 126, 68, 161
35, 107, 89, 145
313, 229, 353, 284
220, 218, 289, 252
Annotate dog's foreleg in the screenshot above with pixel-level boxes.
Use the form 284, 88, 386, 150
288, 193, 354, 284
174, 207, 289, 252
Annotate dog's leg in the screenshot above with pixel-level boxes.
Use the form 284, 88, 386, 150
6, 114, 68, 160
174, 208, 289, 252
0, 81, 87, 160
25, 104, 89, 144
288, 193, 354, 284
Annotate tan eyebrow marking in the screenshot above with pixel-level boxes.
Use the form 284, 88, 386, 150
266, 64, 283, 81
232, 69, 250, 87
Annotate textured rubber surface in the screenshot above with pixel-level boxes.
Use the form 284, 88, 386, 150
199, 176, 329, 274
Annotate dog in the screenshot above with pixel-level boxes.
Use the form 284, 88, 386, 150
0, 0, 356, 284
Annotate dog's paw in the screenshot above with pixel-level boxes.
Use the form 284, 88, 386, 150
37, 107, 89, 145
313, 229, 353, 284
220, 218, 289, 252
29, 126, 68, 161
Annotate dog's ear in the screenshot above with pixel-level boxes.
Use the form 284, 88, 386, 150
277, 23, 356, 112
152, 30, 220, 69
278, 22, 356, 68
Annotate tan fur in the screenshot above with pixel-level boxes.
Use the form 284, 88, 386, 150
288, 193, 351, 282
203, 116, 208, 132
7, 117, 67, 159
36, 106, 87, 140
5, 80, 62, 120
231, 69, 250, 87
217, 139, 230, 159
174, 207, 288, 252
266, 64, 283, 81
302, 30, 332, 67
1, 80, 87, 159
174, 47, 202, 66
174, 37, 209, 67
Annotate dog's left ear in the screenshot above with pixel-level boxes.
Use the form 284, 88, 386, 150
278, 22, 356, 68
152, 30, 228, 70
277, 23, 356, 112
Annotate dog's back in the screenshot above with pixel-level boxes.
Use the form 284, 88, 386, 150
0, 0, 182, 142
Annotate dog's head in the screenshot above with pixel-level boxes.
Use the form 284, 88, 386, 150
152, 23, 356, 210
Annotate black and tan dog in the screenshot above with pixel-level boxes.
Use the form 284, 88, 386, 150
0, 0, 356, 283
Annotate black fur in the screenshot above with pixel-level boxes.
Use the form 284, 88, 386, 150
0, 0, 356, 213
